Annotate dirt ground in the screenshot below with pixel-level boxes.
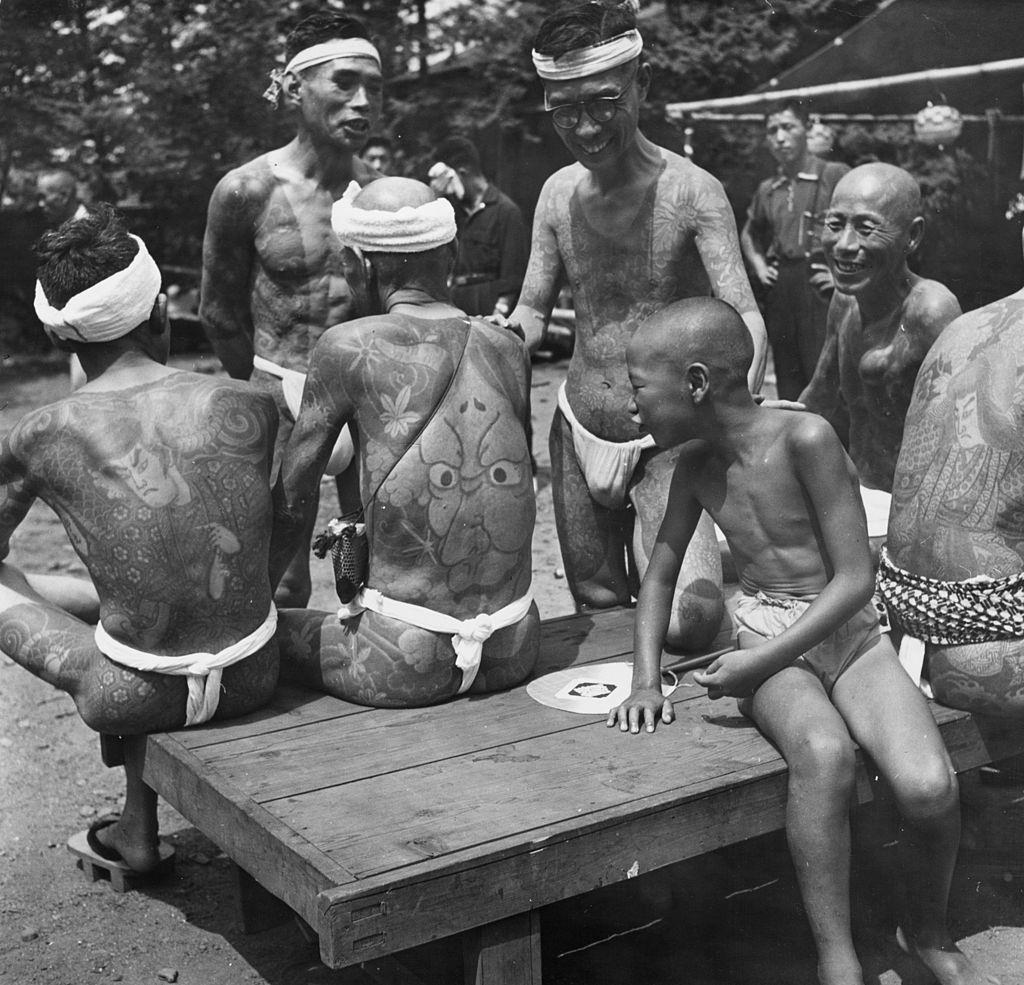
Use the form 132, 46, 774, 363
2, 354, 1023, 985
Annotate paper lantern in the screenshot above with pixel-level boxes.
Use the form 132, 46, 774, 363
914, 101, 963, 147
806, 119, 835, 156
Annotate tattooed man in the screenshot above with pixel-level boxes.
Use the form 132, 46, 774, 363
0, 207, 280, 873
878, 223, 1024, 718
509, 1, 767, 647
801, 163, 961, 539
199, 11, 382, 606
270, 177, 539, 706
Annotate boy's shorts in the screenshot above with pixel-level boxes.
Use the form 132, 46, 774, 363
732, 591, 884, 696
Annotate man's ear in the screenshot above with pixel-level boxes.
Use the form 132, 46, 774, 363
906, 215, 925, 256
150, 294, 169, 336
687, 363, 711, 402
281, 70, 303, 108
637, 61, 653, 96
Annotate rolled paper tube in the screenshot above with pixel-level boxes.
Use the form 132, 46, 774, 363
662, 646, 734, 676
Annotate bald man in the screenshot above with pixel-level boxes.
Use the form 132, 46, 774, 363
800, 163, 961, 538
269, 177, 539, 706
36, 169, 88, 226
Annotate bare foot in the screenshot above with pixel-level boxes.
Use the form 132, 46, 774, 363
91, 815, 162, 874
897, 927, 1002, 985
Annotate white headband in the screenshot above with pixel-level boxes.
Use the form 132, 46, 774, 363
263, 38, 382, 105
331, 181, 457, 253
34, 235, 161, 344
532, 29, 643, 81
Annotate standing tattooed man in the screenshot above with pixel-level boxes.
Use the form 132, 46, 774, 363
0, 207, 280, 873
510, 1, 767, 647
270, 177, 539, 706
878, 219, 1024, 718
199, 11, 382, 605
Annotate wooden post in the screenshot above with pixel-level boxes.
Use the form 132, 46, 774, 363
986, 108, 1003, 205
233, 864, 296, 935
463, 911, 542, 985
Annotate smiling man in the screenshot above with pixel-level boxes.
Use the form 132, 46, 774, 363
509, 1, 766, 647
199, 11, 382, 606
800, 163, 960, 539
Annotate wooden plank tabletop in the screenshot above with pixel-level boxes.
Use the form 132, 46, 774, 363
142, 605, 1023, 971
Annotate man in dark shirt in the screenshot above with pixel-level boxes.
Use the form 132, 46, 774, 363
430, 136, 528, 318
741, 102, 849, 400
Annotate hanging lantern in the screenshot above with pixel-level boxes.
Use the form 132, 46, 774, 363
806, 117, 835, 156
914, 101, 963, 147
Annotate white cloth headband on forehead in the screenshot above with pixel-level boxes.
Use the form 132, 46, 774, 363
531, 29, 643, 81
34, 234, 161, 344
263, 38, 382, 105
331, 181, 457, 253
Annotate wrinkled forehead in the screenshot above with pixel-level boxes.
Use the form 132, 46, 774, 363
543, 59, 636, 105
829, 172, 914, 225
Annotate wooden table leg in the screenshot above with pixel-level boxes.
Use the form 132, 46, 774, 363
233, 864, 295, 934
463, 911, 542, 985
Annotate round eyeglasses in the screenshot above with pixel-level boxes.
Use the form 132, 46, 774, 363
545, 71, 638, 131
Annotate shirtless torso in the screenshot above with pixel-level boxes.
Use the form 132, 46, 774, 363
273, 314, 540, 706
200, 142, 380, 604
803, 277, 961, 492
516, 148, 762, 647
888, 291, 1024, 715
200, 147, 379, 375
0, 363, 280, 733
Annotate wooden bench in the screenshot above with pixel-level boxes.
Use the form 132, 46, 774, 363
139, 606, 1024, 984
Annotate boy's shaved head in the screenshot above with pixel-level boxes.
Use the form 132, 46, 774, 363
629, 297, 753, 388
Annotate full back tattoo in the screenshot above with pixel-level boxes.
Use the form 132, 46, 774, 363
276, 315, 540, 706
888, 295, 1024, 713
0, 373, 280, 731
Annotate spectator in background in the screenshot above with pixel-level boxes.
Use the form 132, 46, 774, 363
741, 101, 849, 401
360, 134, 395, 175
37, 169, 89, 226
37, 169, 91, 388
429, 135, 528, 319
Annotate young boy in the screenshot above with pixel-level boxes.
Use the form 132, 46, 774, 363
608, 297, 996, 985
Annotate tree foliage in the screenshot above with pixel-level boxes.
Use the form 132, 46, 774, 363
0, 0, 885, 263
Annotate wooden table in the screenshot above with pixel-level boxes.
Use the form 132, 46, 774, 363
142, 607, 1024, 984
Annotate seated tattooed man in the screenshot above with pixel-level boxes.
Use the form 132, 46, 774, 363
270, 177, 539, 706
509, 1, 767, 647
800, 163, 961, 539
878, 218, 1024, 718
0, 206, 280, 873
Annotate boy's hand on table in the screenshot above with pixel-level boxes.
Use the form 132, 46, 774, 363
607, 687, 674, 734
693, 648, 772, 700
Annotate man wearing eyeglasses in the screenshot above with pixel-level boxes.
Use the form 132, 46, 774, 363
509, 1, 766, 647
